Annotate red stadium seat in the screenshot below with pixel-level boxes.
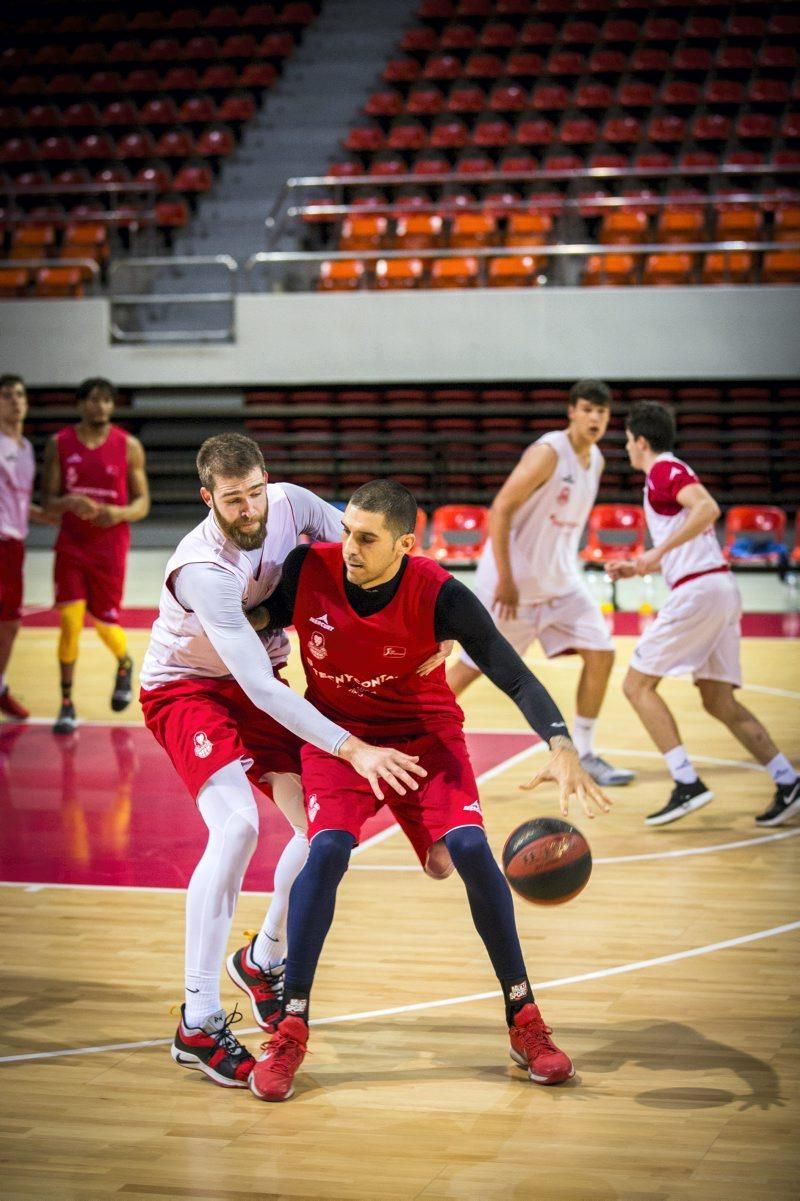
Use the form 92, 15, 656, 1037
580, 505, 646, 564
427, 505, 489, 565
723, 507, 788, 567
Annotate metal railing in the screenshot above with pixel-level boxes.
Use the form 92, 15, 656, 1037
108, 255, 238, 343
245, 240, 800, 291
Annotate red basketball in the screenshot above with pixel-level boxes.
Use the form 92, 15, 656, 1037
502, 817, 592, 905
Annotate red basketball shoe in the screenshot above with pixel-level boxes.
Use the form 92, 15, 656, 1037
249, 1015, 308, 1102
171, 1004, 255, 1088
0, 688, 29, 720
226, 940, 283, 1031
509, 1003, 575, 1085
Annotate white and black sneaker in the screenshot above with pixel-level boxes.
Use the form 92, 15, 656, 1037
755, 779, 800, 828
645, 778, 713, 826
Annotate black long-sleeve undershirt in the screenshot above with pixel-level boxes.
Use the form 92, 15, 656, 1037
267, 546, 570, 745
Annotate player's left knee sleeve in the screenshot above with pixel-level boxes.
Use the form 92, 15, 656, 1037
92, 619, 128, 659
58, 601, 86, 663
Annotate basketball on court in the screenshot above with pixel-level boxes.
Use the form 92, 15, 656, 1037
502, 818, 592, 905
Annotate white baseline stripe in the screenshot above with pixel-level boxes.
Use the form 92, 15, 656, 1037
351, 826, 800, 871
1, 919, 797, 1066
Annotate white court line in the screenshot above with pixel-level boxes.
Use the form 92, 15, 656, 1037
1, 919, 797, 1066
17, 716, 142, 729
351, 825, 800, 870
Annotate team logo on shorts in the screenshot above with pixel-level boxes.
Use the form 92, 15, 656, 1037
308, 631, 327, 660
193, 731, 213, 759
463, 799, 482, 814
307, 794, 320, 821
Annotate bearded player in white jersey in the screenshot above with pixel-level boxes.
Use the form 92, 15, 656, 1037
608, 401, 799, 828
139, 434, 426, 1088
448, 379, 634, 788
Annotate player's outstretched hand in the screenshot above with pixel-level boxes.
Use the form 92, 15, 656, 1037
417, 640, 454, 676
338, 736, 428, 801
520, 737, 612, 820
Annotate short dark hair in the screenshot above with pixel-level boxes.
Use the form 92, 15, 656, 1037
197, 433, 265, 491
625, 401, 676, 453
568, 379, 612, 408
348, 478, 418, 537
0, 373, 25, 391
76, 376, 116, 404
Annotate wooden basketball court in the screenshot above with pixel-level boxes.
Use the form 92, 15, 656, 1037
1, 628, 798, 1201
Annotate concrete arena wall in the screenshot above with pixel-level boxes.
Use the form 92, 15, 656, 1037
1, 287, 798, 387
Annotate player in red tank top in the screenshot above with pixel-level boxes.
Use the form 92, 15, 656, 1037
244, 480, 611, 1103
41, 378, 150, 734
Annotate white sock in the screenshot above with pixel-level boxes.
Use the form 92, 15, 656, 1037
572, 716, 596, 759
765, 753, 797, 787
184, 761, 259, 1027
664, 745, 698, 785
253, 826, 308, 970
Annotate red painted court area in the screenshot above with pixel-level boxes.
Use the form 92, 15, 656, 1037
0, 726, 538, 890
21, 607, 800, 637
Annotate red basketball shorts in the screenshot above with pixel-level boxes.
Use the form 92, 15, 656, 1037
300, 724, 484, 868
140, 675, 304, 801
0, 538, 24, 621
54, 539, 128, 623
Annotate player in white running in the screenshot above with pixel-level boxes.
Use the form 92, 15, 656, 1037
608, 401, 799, 828
447, 379, 634, 788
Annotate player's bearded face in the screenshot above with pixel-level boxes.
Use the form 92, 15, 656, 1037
206, 470, 269, 550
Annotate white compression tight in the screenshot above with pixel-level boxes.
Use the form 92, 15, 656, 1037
184, 760, 308, 1027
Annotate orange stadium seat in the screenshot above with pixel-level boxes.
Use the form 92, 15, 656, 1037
340, 215, 388, 251
487, 255, 540, 286
762, 252, 800, 284
34, 266, 84, 297
580, 505, 647, 565
643, 253, 694, 286
374, 258, 424, 289
430, 256, 479, 287
701, 252, 754, 285
427, 505, 489, 566
318, 260, 365, 291
0, 267, 30, 297
449, 212, 497, 248
583, 254, 636, 286
393, 214, 443, 250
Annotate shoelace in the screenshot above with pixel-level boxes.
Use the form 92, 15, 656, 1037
259, 1032, 308, 1075
252, 972, 284, 1002
213, 1005, 251, 1057
519, 1018, 558, 1054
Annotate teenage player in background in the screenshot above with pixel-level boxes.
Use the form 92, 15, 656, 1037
139, 435, 426, 1088
41, 377, 150, 734
245, 479, 611, 1103
447, 379, 634, 788
0, 373, 52, 719
608, 401, 799, 828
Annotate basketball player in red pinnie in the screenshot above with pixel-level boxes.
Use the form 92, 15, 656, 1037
243, 479, 611, 1104
447, 379, 634, 789
608, 401, 799, 828
41, 378, 150, 734
0, 373, 53, 720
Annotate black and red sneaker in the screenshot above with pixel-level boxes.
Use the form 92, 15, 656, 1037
111, 656, 134, 712
509, 1003, 575, 1085
226, 940, 284, 1032
0, 688, 29, 721
171, 1004, 255, 1088
250, 1015, 308, 1102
